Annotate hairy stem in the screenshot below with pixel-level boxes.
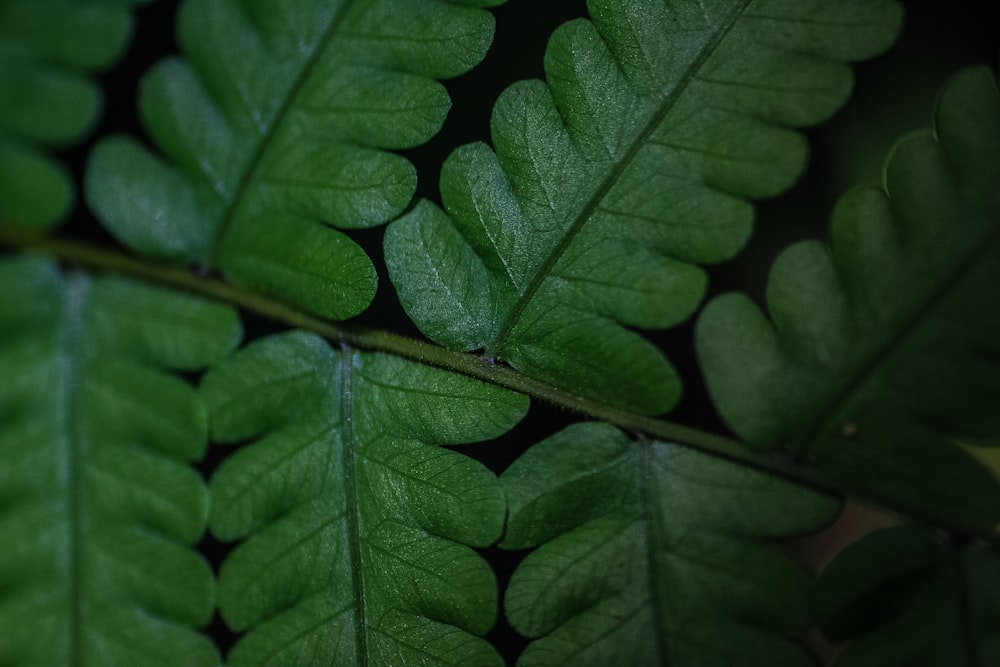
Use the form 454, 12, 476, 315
3, 232, 998, 545
0, 235, 761, 452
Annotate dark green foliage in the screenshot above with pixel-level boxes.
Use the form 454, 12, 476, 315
0, 0, 146, 227
385, 0, 901, 415
818, 525, 1000, 666
86, 0, 499, 319
0, 257, 239, 666
202, 331, 526, 666
500, 422, 839, 666
697, 67, 1000, 532
0, 1, 997, 665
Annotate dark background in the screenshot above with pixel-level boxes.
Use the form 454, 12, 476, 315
49, 0, 999, 662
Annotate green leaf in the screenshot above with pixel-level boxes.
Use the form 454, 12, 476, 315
0, 0, 142, 228
0, 256, 240, 667
696, 66, 1000, 531
85, 0, 500, 320
500, 422, 839, 666
817, 525, 1000, 666
385, 0, 901, 415
202, 331, 528, 666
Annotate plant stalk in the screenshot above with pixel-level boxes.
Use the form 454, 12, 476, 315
3, 232, 998, 546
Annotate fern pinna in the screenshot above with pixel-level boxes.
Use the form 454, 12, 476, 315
0, 1, 998, 666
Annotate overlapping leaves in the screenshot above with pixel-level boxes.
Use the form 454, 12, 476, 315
2, 1, 999, 665
696, 67, 1000, 532
818, 525, 1000, 666
385, 0, 901, 415
86, 0, 501, 319
499, 422, 839, 666
0, 257, 240, 666
201, 331, 528, 666
0, 0, 145, 227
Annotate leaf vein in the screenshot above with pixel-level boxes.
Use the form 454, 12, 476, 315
491, 0, 752, 354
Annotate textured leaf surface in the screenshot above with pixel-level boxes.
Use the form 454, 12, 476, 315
0, 0, 143, 227
818, 525, 1000, 666
500, 422, 839, 666
697, 67, 1000, 530
0, 257, 241, 666
386, 0, 901, 414
202, 331, 528, 666
86, 0, 500, 319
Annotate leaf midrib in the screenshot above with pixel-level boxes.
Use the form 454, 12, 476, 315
796, 215, 1000, 454
638, 440, 668, 665
491, 1, 751, 356
340, 348, 369, 666
207, 1, 354, 266
944, 543, 981, 666
62, 272, 88, 667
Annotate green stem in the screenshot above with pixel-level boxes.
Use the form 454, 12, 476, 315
0, 236, 757, 454
3, 233, 998, 546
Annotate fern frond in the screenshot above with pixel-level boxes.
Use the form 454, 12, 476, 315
0, 256, 240, 666
385, 0, 901, 415
0, 0, 144, 227
817, 525, 1000, 666
201, 331, 528, 666
697, 66, 1000, 531
499, 422, 839, 666
85, 0, 500, 320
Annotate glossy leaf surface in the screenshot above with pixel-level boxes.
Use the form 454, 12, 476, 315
0, 257, 240, 666
500, 422, 839, 666
386, 0, 901, 414
86, 0, 500, 319
697, 67, 1000, 531
202, 331, 528, 666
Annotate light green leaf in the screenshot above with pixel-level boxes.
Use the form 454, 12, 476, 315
696, 66, 1000, 531
817, 525, 1000, 666
0, 0, 142, 228
85, 0, 501, 320
202, 331, 528, 666
0, 256, 241, 667
386, 0, 901, 415
500, 422, 839, 666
